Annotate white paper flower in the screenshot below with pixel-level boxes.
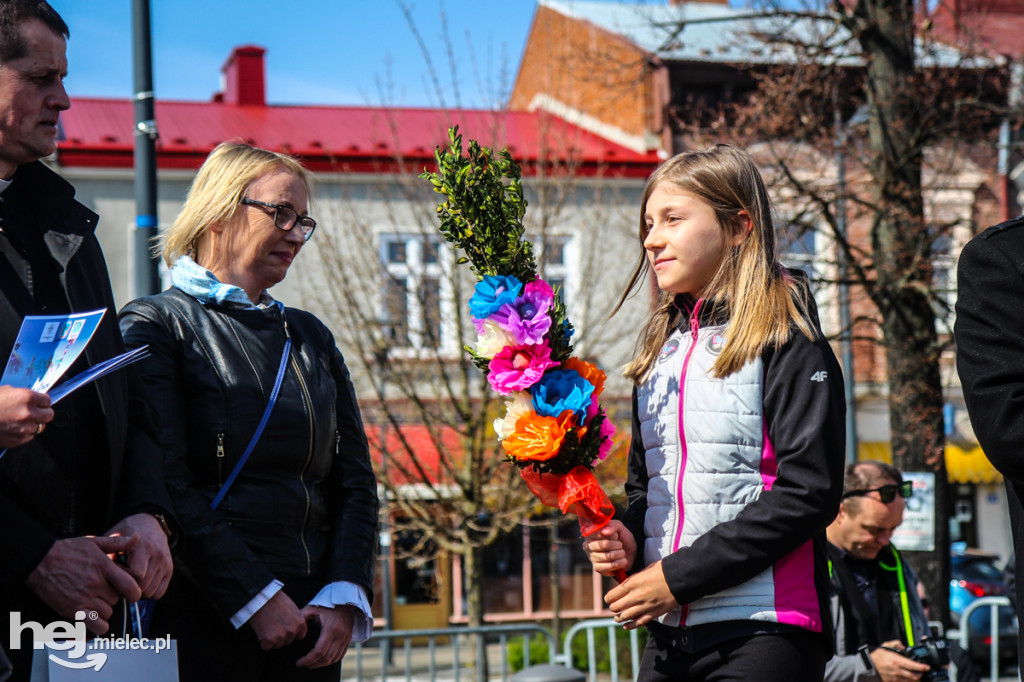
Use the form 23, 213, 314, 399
476, 319, 514, 358
493, 392, 533, 441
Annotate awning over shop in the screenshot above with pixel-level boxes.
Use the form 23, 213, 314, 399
857, 442, 1003, 484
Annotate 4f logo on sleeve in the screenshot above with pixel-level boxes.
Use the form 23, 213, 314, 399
810, 371, 828, 383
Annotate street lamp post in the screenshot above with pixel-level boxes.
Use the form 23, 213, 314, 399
131, 0, 160, 297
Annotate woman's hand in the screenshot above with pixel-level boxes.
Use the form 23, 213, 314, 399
296, 604, 355, 668
582, 520, 636, 577
249, 591, 307, 649
604, 560, 677, 629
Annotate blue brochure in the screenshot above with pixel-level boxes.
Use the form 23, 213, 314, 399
1, 309, 106, 391
1, 309, 149, 404
0, 310, 150, 460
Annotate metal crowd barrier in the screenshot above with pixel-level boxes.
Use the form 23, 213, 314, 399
552, 618, 642, 682
345, 610, 1021, 682
951, 595, 1015, 682
341, 618, 644, 682
342, 624, 557, 682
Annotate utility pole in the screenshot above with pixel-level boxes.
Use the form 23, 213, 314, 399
132, 0, 160, 296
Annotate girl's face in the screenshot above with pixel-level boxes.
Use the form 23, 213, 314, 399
643, 184, 729, 297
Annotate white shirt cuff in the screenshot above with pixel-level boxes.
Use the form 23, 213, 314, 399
230, 579, 283, 629
306, 581, 374, 643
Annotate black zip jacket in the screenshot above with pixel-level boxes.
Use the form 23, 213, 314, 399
119, 287, 378, 620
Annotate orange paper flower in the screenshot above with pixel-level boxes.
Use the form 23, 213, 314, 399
503, 411, 574, 462
563, 357, 606, 402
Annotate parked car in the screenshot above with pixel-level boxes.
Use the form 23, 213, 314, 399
949, 547, 1018, 665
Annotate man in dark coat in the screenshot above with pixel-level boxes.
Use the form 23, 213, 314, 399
956, 212, 1024, 665
0, 2, 174, 678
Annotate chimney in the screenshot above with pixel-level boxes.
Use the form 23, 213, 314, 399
221, 45, 266, 106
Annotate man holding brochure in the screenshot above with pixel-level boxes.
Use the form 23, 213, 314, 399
0, 2, 174, 677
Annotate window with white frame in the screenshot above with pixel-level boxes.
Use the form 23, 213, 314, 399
929, 226, 956, 329
380, 233, 445, 352
778, 221, 820, 285
777, 221, 832, 333
536, 233, 573, 309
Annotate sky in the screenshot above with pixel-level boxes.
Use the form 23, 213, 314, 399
48, 1, 545, 110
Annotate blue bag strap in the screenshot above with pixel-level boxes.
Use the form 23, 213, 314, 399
211, 336, 291, 510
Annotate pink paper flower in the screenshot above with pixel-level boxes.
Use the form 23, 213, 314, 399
593, 414, 617, 464
487, 343, 559, 395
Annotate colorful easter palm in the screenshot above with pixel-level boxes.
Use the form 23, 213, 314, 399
421, 127, 624, 581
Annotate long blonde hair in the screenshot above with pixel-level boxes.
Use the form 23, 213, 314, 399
158, 141, 312, 266
616, 144, 814, 383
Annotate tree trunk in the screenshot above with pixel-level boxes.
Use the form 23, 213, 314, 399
857, 0, 951, 625
464, 544, 490, 681
550, 513, 562, 644
879, 291, 951, 625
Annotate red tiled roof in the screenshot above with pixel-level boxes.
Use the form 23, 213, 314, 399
57, 98, 660, 177
930, 0, 1024, 59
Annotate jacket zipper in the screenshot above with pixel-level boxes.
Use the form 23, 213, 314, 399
289, 326, 315, 577
671, 298, 703, 554
216, 432, 225, 487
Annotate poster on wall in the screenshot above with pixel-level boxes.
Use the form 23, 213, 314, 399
892, 471, 936, 552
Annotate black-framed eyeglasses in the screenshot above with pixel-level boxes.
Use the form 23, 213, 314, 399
842, 481, 913, 504
241, 198, 317, 241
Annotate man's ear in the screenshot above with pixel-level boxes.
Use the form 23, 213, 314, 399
731, 211, 753, 247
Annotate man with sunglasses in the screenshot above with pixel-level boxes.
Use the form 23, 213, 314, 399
824, 461, 937, 682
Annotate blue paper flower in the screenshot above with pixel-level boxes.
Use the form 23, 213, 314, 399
531, 369, 594, 423
469, 275, 523, 319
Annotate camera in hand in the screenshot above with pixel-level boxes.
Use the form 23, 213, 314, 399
901, 637, 950, 682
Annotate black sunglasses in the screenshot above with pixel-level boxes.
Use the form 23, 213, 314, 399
842, 481, 913, 504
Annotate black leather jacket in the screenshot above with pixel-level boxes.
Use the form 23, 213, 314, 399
119, 287, 378, 620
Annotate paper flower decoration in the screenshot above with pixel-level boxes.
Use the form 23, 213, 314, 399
422, 126, 623, 580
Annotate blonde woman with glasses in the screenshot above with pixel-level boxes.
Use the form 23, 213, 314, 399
119, 142, 378, 681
